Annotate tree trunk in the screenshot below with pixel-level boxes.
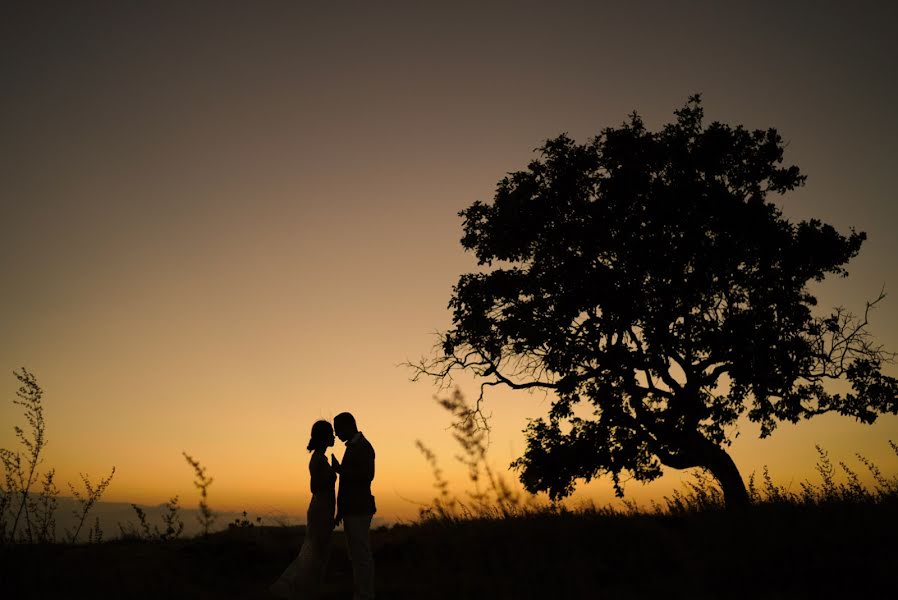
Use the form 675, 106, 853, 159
653, 433, 750, 509
699, 441, 749, 509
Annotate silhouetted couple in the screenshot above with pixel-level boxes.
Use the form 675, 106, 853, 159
271, 412, 376, 600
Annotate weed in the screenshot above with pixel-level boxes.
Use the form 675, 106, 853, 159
27, 469, 59, 543
856, 451, 898, 495
228, 510, 262, 529
815, 444, 837, 500
183, 452, 216, 535
131, 503, 154, 539
2, 369, 116, 545
125, 496, 184, 541
415, 389, 539, 521
0, 368, 47, 543
67, 467, 116, 543
88, 516, 103, 544
414, 440, 457, 520
160, 496, 185, 540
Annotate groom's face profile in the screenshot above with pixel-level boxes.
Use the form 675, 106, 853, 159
333, 415, 354, 443
334, 425, 349, 442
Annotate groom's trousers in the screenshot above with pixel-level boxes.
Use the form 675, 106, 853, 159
344, 514, 375, 600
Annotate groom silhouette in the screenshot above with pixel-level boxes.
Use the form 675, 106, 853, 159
332, 412, 376, 600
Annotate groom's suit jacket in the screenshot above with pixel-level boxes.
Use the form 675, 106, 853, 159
338, 432, 376, 516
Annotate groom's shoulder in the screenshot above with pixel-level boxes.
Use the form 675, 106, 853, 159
357, 432, 375, 456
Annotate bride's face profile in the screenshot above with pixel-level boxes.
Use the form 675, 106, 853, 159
315, 428, 335, 452
309, 420, 336, 453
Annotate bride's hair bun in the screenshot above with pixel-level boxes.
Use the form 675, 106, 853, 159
307, 420, 333, 452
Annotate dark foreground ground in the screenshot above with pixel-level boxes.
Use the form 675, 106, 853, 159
2, 500, 896, 599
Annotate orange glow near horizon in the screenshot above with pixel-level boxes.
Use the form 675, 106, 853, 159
2, 3, 897, 523
5, 372, 898, 522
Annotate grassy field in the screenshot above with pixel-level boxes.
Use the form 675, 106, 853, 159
3, 497, 896, 600
2, 374, 896, 598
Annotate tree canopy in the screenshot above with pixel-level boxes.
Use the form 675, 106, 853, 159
416, 95, 898, 507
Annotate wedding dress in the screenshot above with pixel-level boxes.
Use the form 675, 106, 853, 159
271, 450, 336, 599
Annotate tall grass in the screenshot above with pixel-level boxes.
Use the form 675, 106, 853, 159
417, 389, 898, 522
415, 389, 540, 522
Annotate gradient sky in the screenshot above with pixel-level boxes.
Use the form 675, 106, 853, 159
2, 2, 897, 521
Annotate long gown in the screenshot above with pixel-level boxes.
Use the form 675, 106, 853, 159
271, 450, 337, 599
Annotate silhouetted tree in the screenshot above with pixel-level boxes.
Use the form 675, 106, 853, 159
415, 95, 898, 508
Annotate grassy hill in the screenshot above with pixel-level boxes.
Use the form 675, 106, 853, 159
3, 498, 896, 599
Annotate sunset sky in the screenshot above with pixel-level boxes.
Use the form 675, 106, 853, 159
2, 2, 897, 522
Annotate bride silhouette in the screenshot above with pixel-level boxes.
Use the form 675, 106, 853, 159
271, 420, 337, 598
